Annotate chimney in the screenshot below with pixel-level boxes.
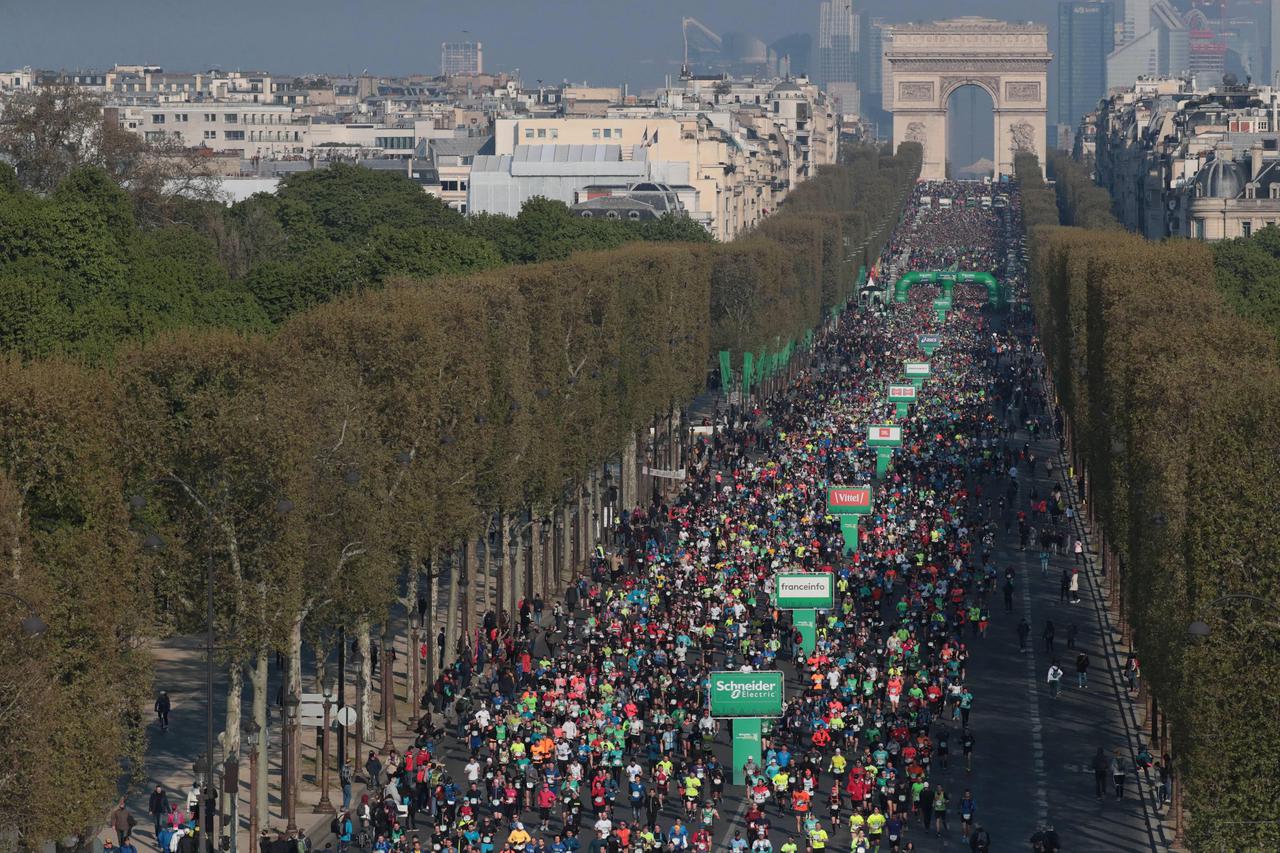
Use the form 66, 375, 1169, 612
1251, 143, 1264, 181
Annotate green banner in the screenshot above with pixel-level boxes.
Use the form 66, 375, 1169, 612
793, 609, 817, 654
827, 486, 873, 515
742, 352, 753, 397
840, 515, 860, 554
710, 671, 785, 718
775, 572, 835, 609
719, 350, 732, 392
732, 718, 762, 786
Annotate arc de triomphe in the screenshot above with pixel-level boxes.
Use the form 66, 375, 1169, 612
884, 17, 1052, 180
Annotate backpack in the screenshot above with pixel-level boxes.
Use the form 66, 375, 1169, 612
975, 830, 990, 851
330, 818, 340, 837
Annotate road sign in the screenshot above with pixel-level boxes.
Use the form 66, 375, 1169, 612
709, 671, 785, 718
887, 384, 917, 403
904, 361, 931, 377
775, 572, 835, 609
827, 486, 873, 515
335, 706, 357, 727
867, 424, 903, 447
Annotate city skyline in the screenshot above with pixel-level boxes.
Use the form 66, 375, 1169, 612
2, 0, 1094, 87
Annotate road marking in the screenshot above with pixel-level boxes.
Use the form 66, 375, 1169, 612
1018, 482, 1052, 825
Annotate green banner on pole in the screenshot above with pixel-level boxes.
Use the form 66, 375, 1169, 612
875, 447, 893, 479
896, 402, 910, 419
719, 350, 732, 392
794, 609, 817, 654
867, 424, 903, 447
732, 718, 763, 786
742, 352, 754, 397
840, 515, 860, 554
827, 486, 873, 515
775, 572, 835, 609
709, 671, 785, 717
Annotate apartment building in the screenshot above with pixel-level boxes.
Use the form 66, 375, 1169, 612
1092, 76, 1280, 240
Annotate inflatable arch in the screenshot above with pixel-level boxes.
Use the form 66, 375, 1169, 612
892, 270, 1005, 308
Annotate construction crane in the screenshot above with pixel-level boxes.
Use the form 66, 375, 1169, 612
682, 17, 722, 76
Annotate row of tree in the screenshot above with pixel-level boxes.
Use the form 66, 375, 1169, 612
1016, 154, 1280, 850
0, 142, 921, 846
1045, 152, 1120, 230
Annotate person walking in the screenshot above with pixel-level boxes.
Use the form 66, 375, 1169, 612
154, 691, 171, 732
1017, 618, 1031, 652
1003, 576, 1015, 613
1046, 661, 1063, 699
1111, 751, 1127, 799
1042, 620, 1055, 654
1066, 622, 1078, 650
110, 799, 132, 847
1075, 652, 1089, 689
148, 786, 168, 839
1058, 569, 1070, 604
1068, 570, 1081, 604
1073, 539, 1085, 565
959, 791, 976, 839
968, 823, 991, 852
1091, 747, 1109, 799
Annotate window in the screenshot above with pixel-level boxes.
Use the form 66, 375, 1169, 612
537, 128, 546, 138
224, 130, 245, 140
628, 211, 641, 220
550, 129, 559, 139
1194, 218, 1205, 239
151, 114, 165, 124
603, 128, 611, 138
615, 128, 622, 138
580, 211, 593, 218
525, 128, 534, 139
606, 210, 620, 219
204, 113, 217, 122
592, 129, 601, 139
175, 113, 188, 122
203, 130, 216, 140
225, 113, 238, 124
1243, 220, 1253, 238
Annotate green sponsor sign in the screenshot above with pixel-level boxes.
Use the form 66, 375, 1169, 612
827, 486, 873, 515
710, 671, 785, 718
919, 334, 941, 349
775, 572, 834, 609
887, 384, 917, 403
867, 424, 903, 447
904, 361, 931, 377
932, 297, 952, 311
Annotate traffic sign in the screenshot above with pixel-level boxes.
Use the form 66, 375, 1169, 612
775, 572, 835, 609
335, 706, 357, 727
710, 671, 785, 718
827, 486, 873, 515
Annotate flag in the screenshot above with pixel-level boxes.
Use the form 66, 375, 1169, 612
742, 352, 754, 397
719, 350, 732, 392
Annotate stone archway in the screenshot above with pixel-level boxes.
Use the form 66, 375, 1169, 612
884, 17, 1052, 181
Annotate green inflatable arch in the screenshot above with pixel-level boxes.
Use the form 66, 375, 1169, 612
892, 270, 1005, 308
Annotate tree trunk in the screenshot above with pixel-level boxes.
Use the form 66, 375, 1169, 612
511, 522, 525, 622
405, 553, 422, 720
560, 504, 573, 595
287, 615, 304, 707
444, 546, 461, 667
356, 617, 372, 744
463, 538, 478, 651
425, 553, 439, 689
497, 514, 510, 631
252, 649, 269, 836
224, 659, 243, 759
622, 432, 638, 513
312, 645, 328, 785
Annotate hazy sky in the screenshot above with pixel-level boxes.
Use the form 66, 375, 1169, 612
2, 0, 1057, 86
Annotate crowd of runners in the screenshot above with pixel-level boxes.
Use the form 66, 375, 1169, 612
306, 179, 1074, 853
891, 182, 1004, 275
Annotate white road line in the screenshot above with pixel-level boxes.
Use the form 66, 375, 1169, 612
1017, 482, 1052, 825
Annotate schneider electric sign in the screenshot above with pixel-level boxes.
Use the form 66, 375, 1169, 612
774, 572, 835, 609
709, 671, 785, 718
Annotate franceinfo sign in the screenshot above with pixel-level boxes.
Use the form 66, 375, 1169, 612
709, 671, 785, 718
775, 572, 835, 609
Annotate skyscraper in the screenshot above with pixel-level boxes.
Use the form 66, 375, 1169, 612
1058, 1, 1116, 134
817, 0, 859, 113
441, 40, 483, 76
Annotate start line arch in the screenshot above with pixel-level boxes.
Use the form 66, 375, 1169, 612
893, 270, 1006, 308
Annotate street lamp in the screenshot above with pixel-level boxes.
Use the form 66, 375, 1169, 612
314, 684, 335, 813
283, 691, 300, 833
0, 591, 47, 637
1187, 593, 1280, 638
242, 720, 261, 846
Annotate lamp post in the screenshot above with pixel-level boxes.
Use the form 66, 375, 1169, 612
0, 591, 47, 637
314, 685, 335, 813
1187, 593, 1280, 637
242, 720, 261, 847
283, 691, 300, 833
